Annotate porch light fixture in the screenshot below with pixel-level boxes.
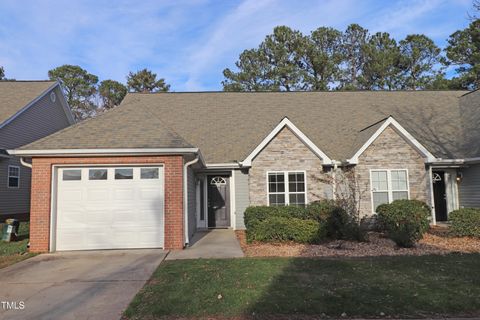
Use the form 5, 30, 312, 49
456, 171, 463, 183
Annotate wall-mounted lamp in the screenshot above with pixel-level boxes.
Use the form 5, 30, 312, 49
456, 171, 463, 183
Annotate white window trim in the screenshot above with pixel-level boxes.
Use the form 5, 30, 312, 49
266, 170, 308, 206
370, 169, 410, 214
7, 165, 20, 189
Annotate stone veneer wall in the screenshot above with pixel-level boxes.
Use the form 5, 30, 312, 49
355, 125, 430, 217
249, 127, 332, 205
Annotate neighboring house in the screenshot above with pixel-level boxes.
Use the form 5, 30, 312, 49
0, 81, 74, 221
10, 90, 480, 252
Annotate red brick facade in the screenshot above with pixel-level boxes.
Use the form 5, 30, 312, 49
29, 155, 184, 253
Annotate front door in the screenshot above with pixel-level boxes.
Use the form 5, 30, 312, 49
433, 171, 448, 222
207, 176, 230, 228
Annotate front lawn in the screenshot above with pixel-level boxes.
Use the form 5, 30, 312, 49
0, 222, 34, 269
125, 254, 480, 319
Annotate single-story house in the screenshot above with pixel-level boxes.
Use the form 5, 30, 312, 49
0, 81, 74, 221
9, 89, 480, 252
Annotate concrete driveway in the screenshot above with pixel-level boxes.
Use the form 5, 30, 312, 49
0, 249, 167, 320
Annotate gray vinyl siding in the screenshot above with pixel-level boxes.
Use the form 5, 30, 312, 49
234, 169, 249, 229
0, 157, 30, 215
187, 167, 197, 238
459, 164, 480, 208
0, 86, 71, 149
0, 86, 72, 216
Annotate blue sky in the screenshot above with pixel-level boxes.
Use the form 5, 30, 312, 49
0, 0, 474, 91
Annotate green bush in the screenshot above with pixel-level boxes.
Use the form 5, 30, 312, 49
253, 216, 327, 244
304, 200, 338, 223
449, 208, 480, 237
326, 206, 367, 241
376, 199, 430, 247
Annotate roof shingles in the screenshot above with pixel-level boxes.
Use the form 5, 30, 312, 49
19, 90, 473, 162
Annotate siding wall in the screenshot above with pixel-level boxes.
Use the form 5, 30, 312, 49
0, 86, 72, 216
0, 157, 31, 216
234, 169, 249, 229
355, 125, 430, 217
187, 167, 197, 238
249, 127, 332, 206
459, 164, 480, 208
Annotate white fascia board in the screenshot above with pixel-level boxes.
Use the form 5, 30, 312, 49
206, 163, 241, 169
240, 117, 332, 166
8, 148, 200, 157
347, 116, 437, 164
0, 81, 61, 130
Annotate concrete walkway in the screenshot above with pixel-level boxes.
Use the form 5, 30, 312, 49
167, 229, 244, 260
0, 249, 166, 320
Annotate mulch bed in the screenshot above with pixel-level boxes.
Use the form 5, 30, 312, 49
235, 227, 480, 257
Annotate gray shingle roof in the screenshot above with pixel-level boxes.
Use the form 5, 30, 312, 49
0, 81, 56, 125
19, 100, 193, 150
20, 90, 473, 162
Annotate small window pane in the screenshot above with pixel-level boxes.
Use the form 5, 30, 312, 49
8, 177, 19, 188
115, 168, 133, 180
269, 194, 285, 206
391, 170, 407, 190
372, 171, 388, 190
63, 170, 81, 181
8, 167, 19, 177
289, 182, 297, 192
392, 191, 408, 201
289, 193, 305, 207
141, 168, 159, 179
373, 192, 389, 211
269, 182, 277, 193
89, 169, 107, 180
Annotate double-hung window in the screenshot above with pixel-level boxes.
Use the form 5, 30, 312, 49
268, 171, 306, 207
371, 169, 409, 211
8, 166, 20, 188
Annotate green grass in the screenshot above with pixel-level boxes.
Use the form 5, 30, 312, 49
125, 254, 480, 319
0, 222, 34, 269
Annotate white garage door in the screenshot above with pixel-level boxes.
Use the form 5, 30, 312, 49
55, 166, 164, 251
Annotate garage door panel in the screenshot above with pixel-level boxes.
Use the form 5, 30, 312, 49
113, 188, 135, 200
86, 188, 110, 201
56, 166, 165, 251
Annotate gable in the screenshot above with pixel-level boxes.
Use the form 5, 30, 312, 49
348, 117, 436, 164
358, 125, 426, 163
0, 86, 73, 149
251, 126, 325, 165
241, 117, 332, 166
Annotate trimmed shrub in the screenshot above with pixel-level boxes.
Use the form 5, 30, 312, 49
376, 199, 430, 247
449, 208, 480, 237
304, 200, 338, 223
253, 216, 327, 243
326, 206, 367, 241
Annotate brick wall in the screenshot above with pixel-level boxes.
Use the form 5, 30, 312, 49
355, 125, 430, 217
249, 127, 332, 205
29, 155, 184, 252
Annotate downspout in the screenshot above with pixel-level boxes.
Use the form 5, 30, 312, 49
184, 156, 199, 247
20, 157, 32, 169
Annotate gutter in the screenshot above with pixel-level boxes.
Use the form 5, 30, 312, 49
183, 156, 200, 247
